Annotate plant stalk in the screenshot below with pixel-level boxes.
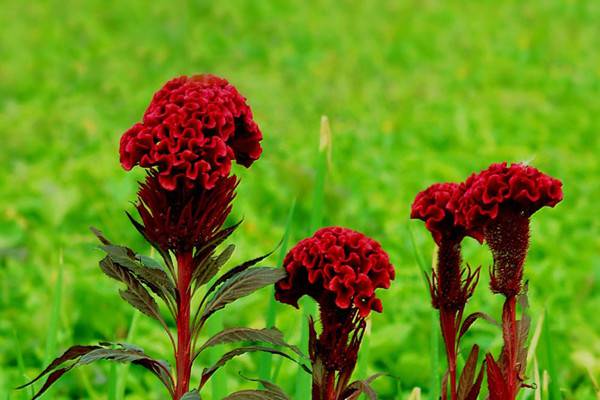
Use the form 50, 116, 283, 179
502, 295, 518, 400
175, 252, 193, 399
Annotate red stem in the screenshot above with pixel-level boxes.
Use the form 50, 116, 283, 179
502, 295, 518, 399
440, 309, 458, 400
312, 368, 336, 400
175, 252, 193, 399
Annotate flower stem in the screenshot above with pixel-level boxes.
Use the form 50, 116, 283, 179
175, 252, 193, 399
440, 309, 458, 400
502, 295, 518, 400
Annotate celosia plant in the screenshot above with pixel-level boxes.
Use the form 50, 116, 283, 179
20, 74, 304, 400
412, 162, 563, 400
456, 162, 563, 400
275, 226, 395, 400
411, 183, 486, 400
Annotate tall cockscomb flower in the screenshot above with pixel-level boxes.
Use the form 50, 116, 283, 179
275, 227, 395, 400
411, 183, 485, 400
120, 74, 262, 191
22, 75, 298, 400
457, 162, 563, 400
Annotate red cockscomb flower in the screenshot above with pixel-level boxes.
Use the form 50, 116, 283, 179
456, 162, 563, 296
275, 226, 394, 318
411, 182, 483, 245
275, 227, 394, 400
411, 183, 484, 400
410, 182, 481, 311
120, 74, 262, 191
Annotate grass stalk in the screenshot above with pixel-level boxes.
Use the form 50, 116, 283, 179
258, 199, 296, 383
295, 116, 331, 399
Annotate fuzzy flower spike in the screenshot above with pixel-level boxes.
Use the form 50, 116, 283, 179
411, 182, 485, 400
275, 227, 395, 400
457, 162, 563, 400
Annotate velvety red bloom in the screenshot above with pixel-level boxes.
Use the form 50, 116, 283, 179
411, 182, 483, 245
456, 162, 563, 296
455, 162, 563, 230
131, 172, 237, 255
120, 74, 262, 191
275, 226, 395, 318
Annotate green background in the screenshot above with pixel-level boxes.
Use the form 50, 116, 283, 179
1, 1, 599, 399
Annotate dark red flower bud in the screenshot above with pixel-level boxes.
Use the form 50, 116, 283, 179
133, 171, 237, 255
456, 162, 563, 296
275, 226, 395, 318
120, 74, 262, 191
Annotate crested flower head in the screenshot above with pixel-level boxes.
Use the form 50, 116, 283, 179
120, 74, 262, 191
133, 172, 238, 254
457, 162, 563, 296
275, 226, 395, 318
411, 182, 483, 245
456, 162, 563, 230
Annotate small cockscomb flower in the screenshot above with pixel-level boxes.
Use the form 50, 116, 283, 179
119, 74, 262, 191
456, 162, 563, 296
275, 227, 394, 400
411, 182, 483, 245
275, 226, 395, 318
131, 172, 237, 255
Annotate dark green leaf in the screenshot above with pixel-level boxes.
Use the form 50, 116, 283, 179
196, 327, 303, 358
200, 268, 286, 324
200, 345, 310, 389
192, 244, 235, 288
119, 287, 160, 321
222, 390, 288, 400
181, 390, 201, 400
200, 250, 277, 308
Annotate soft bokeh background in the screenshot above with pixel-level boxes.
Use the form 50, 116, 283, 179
1, 1, 599, 399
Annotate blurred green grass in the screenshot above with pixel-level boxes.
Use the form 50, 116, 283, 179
1, 0, 599, 399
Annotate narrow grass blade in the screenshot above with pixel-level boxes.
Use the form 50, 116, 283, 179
208, 311, 227, 399
44, 249, 64, 365
542, 309, 560, 400
407, 224, 439, 400
258, 199, 296, 383
13, 328, 34, 398
295, 116, 331, 399
108, 311, 141, 400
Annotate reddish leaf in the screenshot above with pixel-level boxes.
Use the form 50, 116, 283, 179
17, 345, 100, 389
486, 354, 509, 400
457, 344, 479, 400
465, 359, 486, 400
459, 312, 499, 341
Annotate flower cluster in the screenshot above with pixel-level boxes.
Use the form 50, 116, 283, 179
455, 162, 563, 230
119, 74, 262, 191
275, 226, 395, 318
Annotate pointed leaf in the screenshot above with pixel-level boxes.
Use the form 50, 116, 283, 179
345, 380, 377, 400
31, 366, 75, 399
196, 327, 303, 358
193, 244, 235, 288
223, 390, 288, 400
465, 360, 486, 400
181, 390, 201, 400
457, 344, 479, 400
200, 268, 286, 323
237, 375, 289, 398
459, 312, 499, 340
17, 345, 100, 389
486, 354, 509, 400
200, 346, 310, 389
200, 250, 276, 308
119, 286, 160, 321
